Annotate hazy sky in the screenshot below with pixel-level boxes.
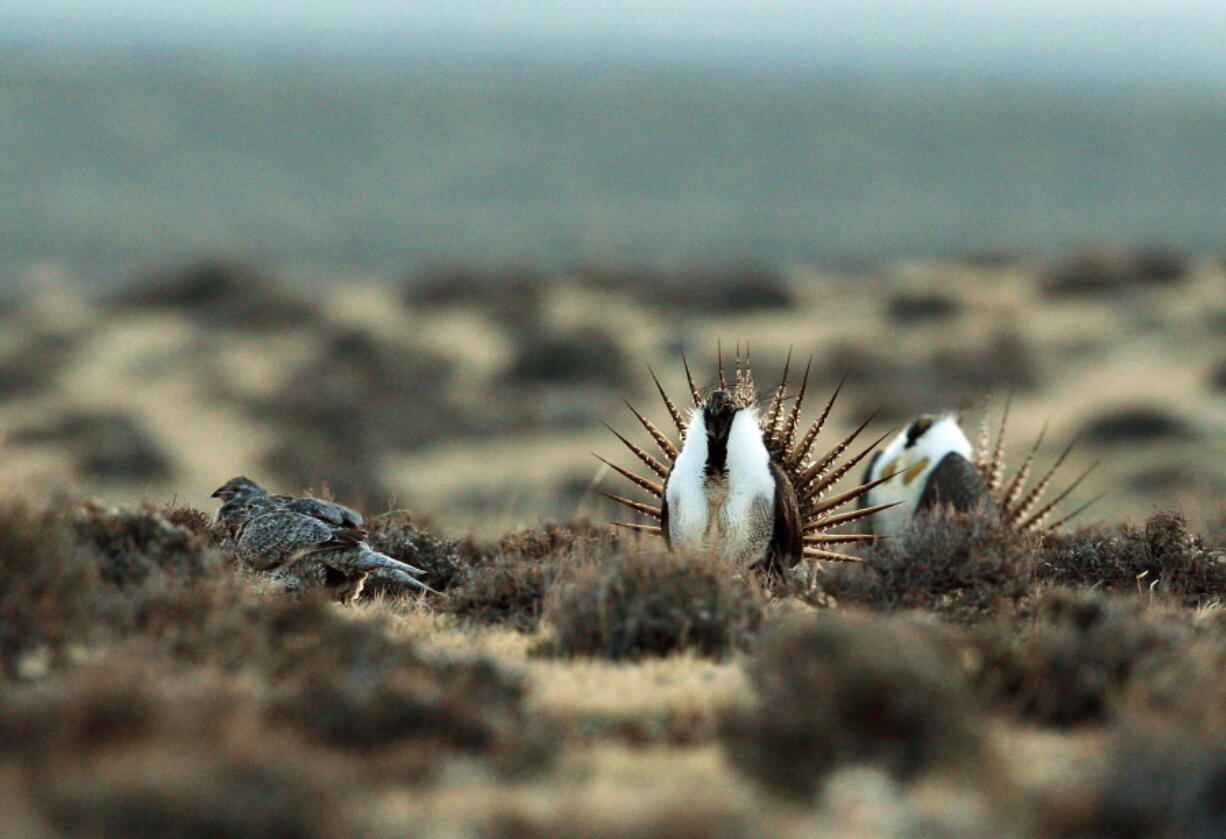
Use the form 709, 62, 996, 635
5, 0, 1226, 82
2, 1, 1226, 85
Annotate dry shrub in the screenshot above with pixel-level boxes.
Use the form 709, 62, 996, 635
823, 331, 1040, 423
1079, 405, 1196, 445
257, 327, 458, 462
0, 504, 98, 679
545, 552, 766, 660
1211, 358, 1226, 393
253, 327, 460, 497
1030, 726, 1226, 839
445, 553, 558, 631
970, 589, 1192, 727
502, 326, 630, 388
0, 660, 353, 839
885, 291, 962, 324
1042, 247, 1188, 297
71, 502, 223, 587
1038, 512, 1226, 605
0, 332, 78, 398
0, 499, 249, 680
114, 259, 319, 331
443, 524, 617, 631
573, 262, 793, 313
236, 598, 557, 779
932, 329, 1040, 394
162, 504, 214, 536
821, 507, 1036, 622
721, 612, 983, 799
68, 503, 249, 664
10, 411, 173, 481
485, 801, 755, 839
405, 265, 549, 332
361, 511, 464, 595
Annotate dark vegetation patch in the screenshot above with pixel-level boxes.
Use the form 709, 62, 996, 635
1042, 247, 1189, 298
0, 504, 98, 679
1023, 727, 1226, 839
501, 326, 631, 388
443, 523, 619, 631
573, 262, 794, 313
10, 411, 173, 481
721, 612, 983, 799
885, 291, 962, 324
1128, 464, 1199, 495
71, 501, 222, 587
1037, 512, 1226, 605
1079, 405, 1197, 445
484, 800, 756, 839
113, 259, 319, 330
824, 329, 1040, 422
1210, 358, 1226, 392
361, 511, 464, 595
252, 327, 460, 497
0, 662, 355, 839
405, 266, 549, 333
819, 508, 1036, 622
545, 552, 766, 660
251, 600, 557, 780
0, 332, 78, 398
932, 329, 1039, 394
968, 589, 1188, 727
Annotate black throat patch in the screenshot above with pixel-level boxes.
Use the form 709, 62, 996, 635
703, 391, 737, 477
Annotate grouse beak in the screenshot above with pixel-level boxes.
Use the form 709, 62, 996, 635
210, 488, 227, 499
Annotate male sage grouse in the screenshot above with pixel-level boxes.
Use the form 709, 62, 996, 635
598, 348, 897, 577
211, 476, 434, 602
861, 403, 1099, 538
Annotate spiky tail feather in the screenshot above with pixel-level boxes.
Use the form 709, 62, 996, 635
599, 351, 891, 570
973, 403, 1098, 535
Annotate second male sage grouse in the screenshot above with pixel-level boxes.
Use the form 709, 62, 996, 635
599, 348, 897, 578
861, 403, 1099, 538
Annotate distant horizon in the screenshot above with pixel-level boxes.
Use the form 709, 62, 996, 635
4, 1, 1226, 89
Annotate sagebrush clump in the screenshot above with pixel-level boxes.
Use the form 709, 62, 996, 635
1038, 512, 1226, 605
820, 506, 1036, 622
0, 504, 98, 679
545, 552, 766, 660
721, 611, 983, 799
443, 523, 617, 631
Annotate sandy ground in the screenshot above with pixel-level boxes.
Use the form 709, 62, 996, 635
1, 256, 1223, 538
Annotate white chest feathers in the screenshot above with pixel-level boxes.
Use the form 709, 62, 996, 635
665, 406, 777, 567
867, 415, 973, 536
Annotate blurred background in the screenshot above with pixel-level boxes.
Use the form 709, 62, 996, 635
1, 0, 1223, 535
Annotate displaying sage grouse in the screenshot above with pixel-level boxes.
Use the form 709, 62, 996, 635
598, 349, 897, 577
211, 476, 433, 601
861, 405, 1099, 537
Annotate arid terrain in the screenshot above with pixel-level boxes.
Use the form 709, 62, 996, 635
1, 254, 1225, 837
